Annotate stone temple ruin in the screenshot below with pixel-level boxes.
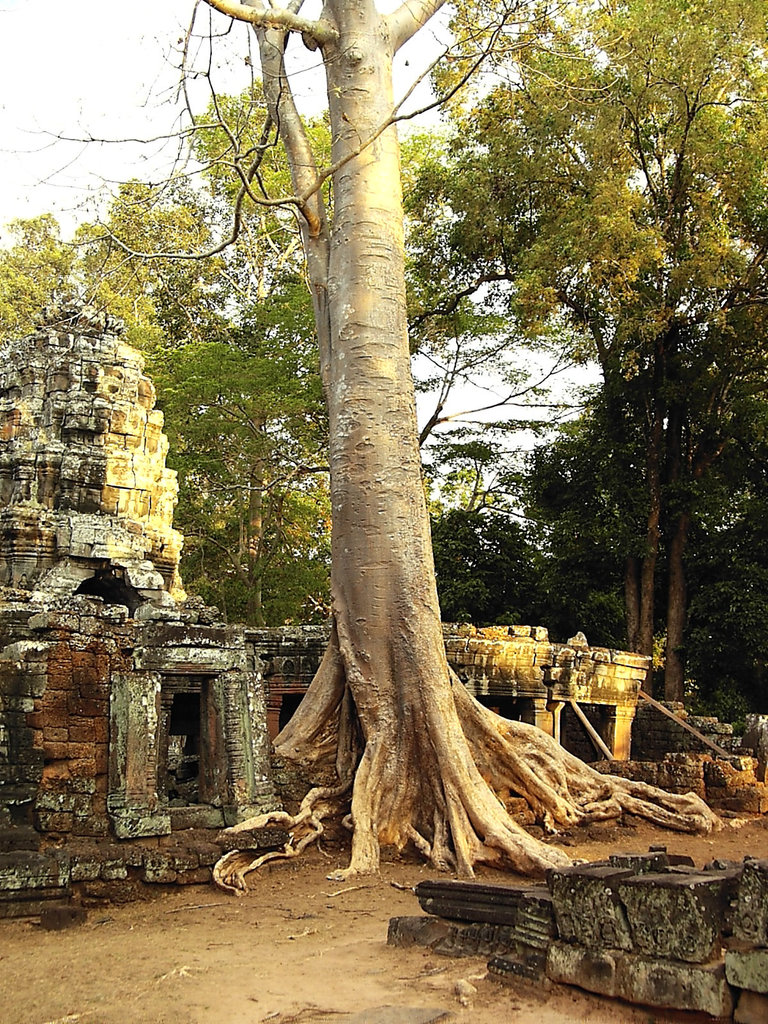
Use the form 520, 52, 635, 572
0, 308, 657, 909
0, 308, 281, 907
4, 308, 768, 1019
1, 307, 767, 957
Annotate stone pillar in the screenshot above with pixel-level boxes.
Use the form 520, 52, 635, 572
219, 669, 281, 826
547, 700, 566, 745
522, 698, 556, 738
606, 706, 635, 761
107, 671, 171, 837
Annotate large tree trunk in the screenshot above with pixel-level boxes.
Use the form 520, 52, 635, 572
280, 0, 523, 877
207, 0, 719, 889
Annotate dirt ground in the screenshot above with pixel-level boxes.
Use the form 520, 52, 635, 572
2, 815, 768, 1024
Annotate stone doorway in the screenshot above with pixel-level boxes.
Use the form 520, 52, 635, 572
159, 677, 222, 814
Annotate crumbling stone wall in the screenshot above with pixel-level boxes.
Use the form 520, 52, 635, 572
0, 598, 280, 849
0, 309, 281, 902
596, 754, 768, 815
632, 700, 738, 760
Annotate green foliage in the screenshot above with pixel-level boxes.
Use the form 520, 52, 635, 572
154, 283, 329, 625
685, 445, 768, 714
431, 507, 543, 626
523, 406, 640, 648
413, 0, 768, 702
0, 215, 76, 339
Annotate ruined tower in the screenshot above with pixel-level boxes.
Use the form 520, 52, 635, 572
0, 306, 184, 607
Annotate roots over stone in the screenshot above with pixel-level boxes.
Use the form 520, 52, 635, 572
213, 639, 718, 892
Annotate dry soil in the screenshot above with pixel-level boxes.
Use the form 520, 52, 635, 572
2, 815, 768, 1024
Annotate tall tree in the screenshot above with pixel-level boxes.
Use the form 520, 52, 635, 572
411, 0, 768, 699
194, 0, 714, 887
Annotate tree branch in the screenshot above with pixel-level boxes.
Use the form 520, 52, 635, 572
203, 0, 338, 46
387, 0, 447, 52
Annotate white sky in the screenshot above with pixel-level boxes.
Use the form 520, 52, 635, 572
0, 0, 448, 236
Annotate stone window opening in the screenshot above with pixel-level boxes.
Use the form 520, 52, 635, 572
156, 675, 228, 823
74, 565, 143, 617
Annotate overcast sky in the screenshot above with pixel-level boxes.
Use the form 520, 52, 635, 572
0, 0, 446, 236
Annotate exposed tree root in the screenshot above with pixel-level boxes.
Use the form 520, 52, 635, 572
213, 781, 351, 894
214, 632, 719, 893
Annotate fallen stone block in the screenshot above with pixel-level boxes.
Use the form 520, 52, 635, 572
617, 872, 726, 962
546, 941, 734, 1018
725, 946, 768, 994
415, 879, 553, 934
387, 915, 452, 949
547, 864, 633, 950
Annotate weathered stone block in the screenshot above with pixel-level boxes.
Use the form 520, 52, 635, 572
616, 953, 733, 1017
726, 947, 768, 994
548, 864, 633, 950
608, 850, 670, 873
141, 855, 177, 884
734, 859, 768, 946
0, 850, 70, 890
37, 811, 74, 832
110, 809, 171, 839
617, 872, 726, 962
100, 859, 128, 881
387, 915, 453, 949
487, 951, 547, 983
168, 805, 225, 831
70, 856, 101, 882
546, 941, 620, 996
546, 942, 734, 1017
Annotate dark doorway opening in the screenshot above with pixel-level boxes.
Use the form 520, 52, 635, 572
279, 692, 305, 732
167, 691, 201, 804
